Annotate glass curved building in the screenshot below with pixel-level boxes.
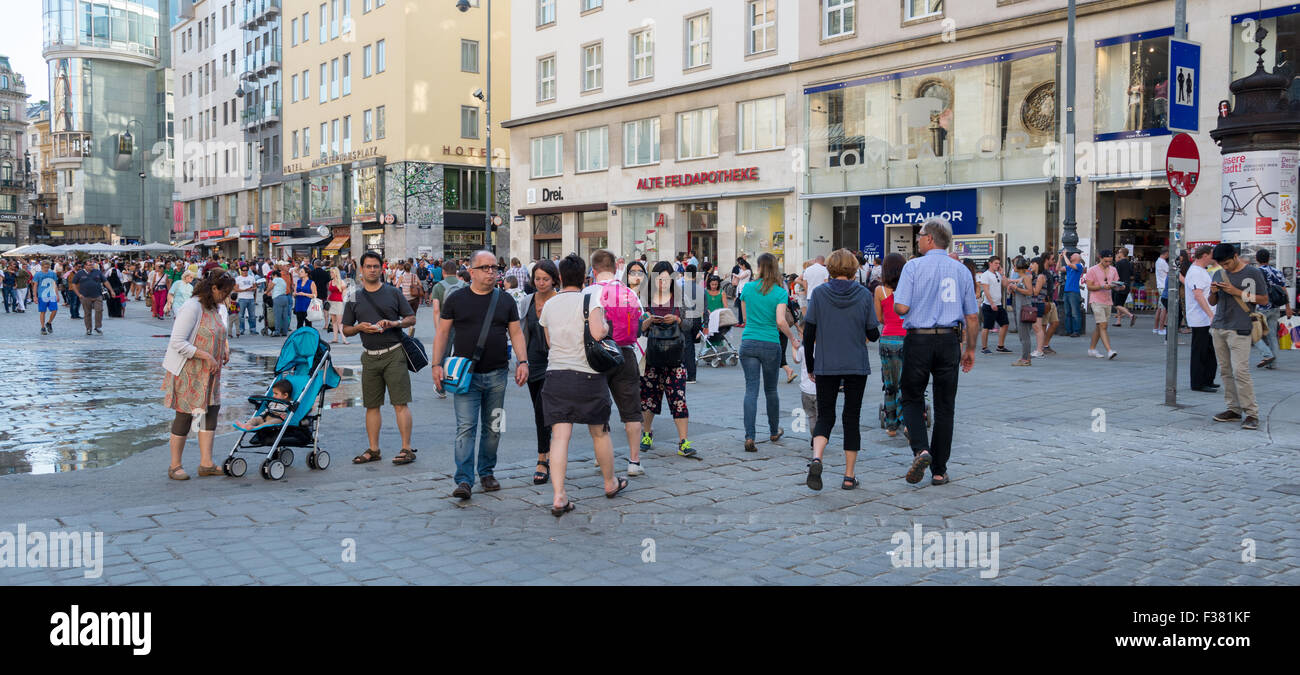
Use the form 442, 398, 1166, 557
41, 0, 173, 243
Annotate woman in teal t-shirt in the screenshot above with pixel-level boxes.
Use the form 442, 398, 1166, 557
738, 253, 800, 452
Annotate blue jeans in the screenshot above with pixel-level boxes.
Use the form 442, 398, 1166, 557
452, 367, 507, 487
273, 295, 292, 335
238, 298, 257, 334
64, 290, 81, 317
739, 339, 781, 440
1063, 291, 1083, 335
2, 286, 15, 312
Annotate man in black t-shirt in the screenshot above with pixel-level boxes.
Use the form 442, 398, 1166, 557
1110, 247, 1136, 327
431, 250, 528, 500
343, 251, 417, 466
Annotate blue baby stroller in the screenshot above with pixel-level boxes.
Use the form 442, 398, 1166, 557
223, 327, 341, 480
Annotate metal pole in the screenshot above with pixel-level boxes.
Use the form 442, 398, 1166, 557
1165, 0, 1187, 406
485, 0, 493, 255
1061, 0, 1078, 254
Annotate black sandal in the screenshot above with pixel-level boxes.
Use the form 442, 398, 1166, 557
391, 448, 418, 465
352, 449, 382, 464
551, 500, 575, 517
533, 459, 550, 485
604, 477, 629, 498
841, 475, 859, 490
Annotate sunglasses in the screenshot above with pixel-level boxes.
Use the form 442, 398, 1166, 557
471, 265, 497, 272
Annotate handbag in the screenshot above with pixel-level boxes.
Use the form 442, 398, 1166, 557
1019, 302, 1038, 323
583, 294, 625, 373
357, 285, 429, 373
441, 288, 501, 392
1229, 292, 1267, 344
306, 298, 325, 323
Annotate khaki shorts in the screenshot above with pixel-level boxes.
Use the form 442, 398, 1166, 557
1090, 303, 1112, 323
1043, 301, 1058, 325
360, 346, 412, 409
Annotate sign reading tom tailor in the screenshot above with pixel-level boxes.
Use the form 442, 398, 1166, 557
636, 167, 760, 190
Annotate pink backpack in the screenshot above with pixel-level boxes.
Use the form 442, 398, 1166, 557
599, 281, 641, 347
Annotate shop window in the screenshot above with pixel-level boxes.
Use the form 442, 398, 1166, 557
309, 172, 342, 220
623, 207, 660, 261
353, 166, 377, 216
1094, 30, 1172, 140
737, 199, 785, 268
579, 211, 608, 263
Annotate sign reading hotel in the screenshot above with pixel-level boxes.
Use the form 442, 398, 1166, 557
636, 167, 760, 190
283, 146, 380, 174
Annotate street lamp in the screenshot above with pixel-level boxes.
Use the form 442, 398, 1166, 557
123, 119, 147, 245
235, 72, 266, 255
457, 0, 495, 255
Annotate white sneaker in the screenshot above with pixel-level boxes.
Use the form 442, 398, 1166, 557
1156, 329, 1167, 336
626, 461, 645, 477
1031, 350, 1045, 358
1088, 349, 1102, 358
1107, 350, 1118, 360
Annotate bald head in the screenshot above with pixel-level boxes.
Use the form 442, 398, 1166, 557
469, 250, 496, 268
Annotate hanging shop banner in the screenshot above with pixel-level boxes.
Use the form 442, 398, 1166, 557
859, 188, 978, 258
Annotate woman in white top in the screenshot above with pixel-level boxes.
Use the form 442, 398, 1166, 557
538, 254, 627, 517
732, 257, 752, 325
161, 272, 235, 480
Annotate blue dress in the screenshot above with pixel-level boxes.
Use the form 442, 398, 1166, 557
294, 278, 313, 312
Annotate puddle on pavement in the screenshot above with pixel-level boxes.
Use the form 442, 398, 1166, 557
0, 349, 360, 476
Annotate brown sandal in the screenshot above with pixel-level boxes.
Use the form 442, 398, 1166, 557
391, 448, 417, 465
168, 465, 190, 481
352, 449, 382, 464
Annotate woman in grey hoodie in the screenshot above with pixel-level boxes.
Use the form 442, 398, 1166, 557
802, 249, 881, 491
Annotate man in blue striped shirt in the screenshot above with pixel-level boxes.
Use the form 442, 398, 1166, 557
893, 217, 980, 487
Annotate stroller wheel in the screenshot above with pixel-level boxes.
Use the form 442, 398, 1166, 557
278, 448, 294, 467
261, 459, 286, 481
227, 457, 247, 478
306, 452, 317, 470
727, 355, 739, 366
313, 450, 331, 470
710, 358, 722, 368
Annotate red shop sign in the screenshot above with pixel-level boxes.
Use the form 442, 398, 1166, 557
636, 167, 760, 191
200, 229, 225, 239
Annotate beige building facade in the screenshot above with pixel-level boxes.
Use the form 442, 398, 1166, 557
281, 0, 511, 261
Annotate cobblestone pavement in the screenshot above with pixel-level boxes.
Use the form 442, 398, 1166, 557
0, 302, 1296, 585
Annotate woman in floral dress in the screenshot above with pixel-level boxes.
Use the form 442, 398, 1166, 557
162, 272, 235, 480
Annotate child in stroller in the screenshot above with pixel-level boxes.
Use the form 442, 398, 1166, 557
239, 380, 292, 429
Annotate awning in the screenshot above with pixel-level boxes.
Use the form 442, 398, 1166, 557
172, 239, 193, 247
275, 236, 331, 248
323, 235, 351, 253
215, 236, 239, 243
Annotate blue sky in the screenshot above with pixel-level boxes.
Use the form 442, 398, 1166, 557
1, 1, 50, 104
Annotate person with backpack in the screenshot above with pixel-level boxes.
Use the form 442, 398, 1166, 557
639, 261, 696, 459
584, 250, 648, 476
429, 259, 467, 397
1253, 248, 1293, 369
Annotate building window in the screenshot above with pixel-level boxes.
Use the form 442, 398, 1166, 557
537, 0, 555, 27
461, 106, 479, 139
677, 107, 718, 160
377, 39, 386, 72
576, 126, 608, 173
291, 130, 299, 158
364, 0, 372, 12
291, 17, 298, 46
343, 115, 351, 152
290, 74, 299, 102
530, 134, 563, 178
303, 126, 310, 156
582, 42, 603, 92
342, 53, 351, 95
823, 0, 855, 39
623, 117, 660, 167
582, 0, 602, 11
330, 0, 339, 38
538, 55, 556, 102
376, 105, 385, 139
319, 122, 328, 156
319, 63, 327, 102
302, 69, 310, 100
363, 44, 372, 77
319, 3, 327, 42
747, 0, 776, 54
331, 58, 339, 99
738, 95, 785, 152
462, 39, 479, 73
363, 108, 373, 141
904, 0, 943, 22
342, 0, 351, 31
630, 28, 654, 81
331, 119, 340, 154
685, 13, 711, 69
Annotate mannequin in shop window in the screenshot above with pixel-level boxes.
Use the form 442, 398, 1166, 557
1127, 81, 1144, 131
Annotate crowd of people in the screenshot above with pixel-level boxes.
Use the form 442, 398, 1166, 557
7, 215, 1288, 509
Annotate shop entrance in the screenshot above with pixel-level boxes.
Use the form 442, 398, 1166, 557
685, 202, 718, 268
689, 231, 717, 266
1097, 187, 1170, 312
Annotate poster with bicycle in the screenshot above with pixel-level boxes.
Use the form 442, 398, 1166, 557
1219, 150, 1298, 249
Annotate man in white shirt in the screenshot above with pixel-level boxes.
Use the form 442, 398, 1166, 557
1154, 251, 1170, 335
234, 264, 259, 336
800, 256, 829, 309
1185, 245, 1218, 392
977, 257, 1011, 353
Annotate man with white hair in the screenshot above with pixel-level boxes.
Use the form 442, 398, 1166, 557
892, 217, 980, 487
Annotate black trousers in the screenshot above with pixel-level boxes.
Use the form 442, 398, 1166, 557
812, 374, 868, 452
1190, 326, 1217, 389
527, 377, 551, 455
901, 332, 960, 477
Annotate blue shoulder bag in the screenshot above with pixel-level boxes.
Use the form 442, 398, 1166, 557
442, 289, 500, 395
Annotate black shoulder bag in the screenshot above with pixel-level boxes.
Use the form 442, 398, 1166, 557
584, 294, 625, 373
358, 285, 428, 372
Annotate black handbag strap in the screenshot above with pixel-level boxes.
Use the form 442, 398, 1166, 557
582, 292, 594, 339
471, 289, 501, 362
355, 283, 398, 332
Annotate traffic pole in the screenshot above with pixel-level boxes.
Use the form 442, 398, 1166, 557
1165, 0, 1187, 406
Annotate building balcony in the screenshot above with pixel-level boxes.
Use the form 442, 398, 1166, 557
51, 131, 92, 167
243, 46, 282, 76
243, 101, 282, 130
0, 177, 27, 191
241, 0, 282, 30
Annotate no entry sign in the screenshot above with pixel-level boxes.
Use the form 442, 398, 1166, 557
1166, 133, 1200, 197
